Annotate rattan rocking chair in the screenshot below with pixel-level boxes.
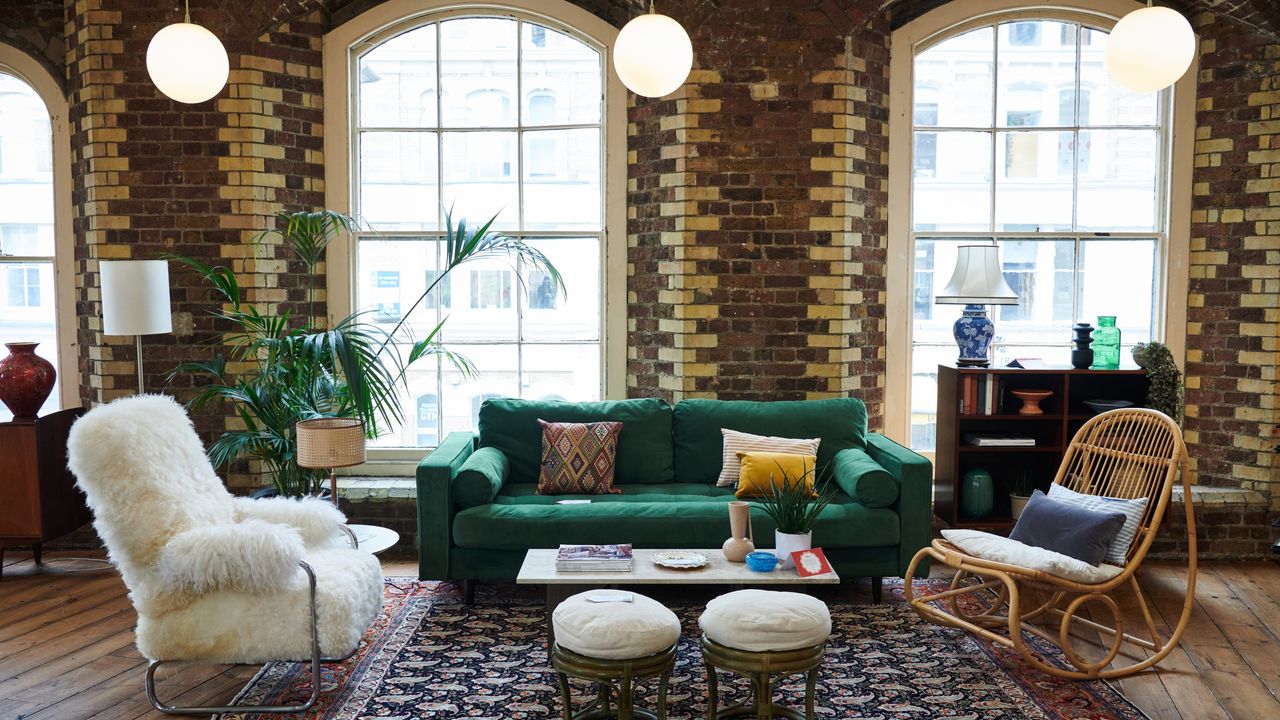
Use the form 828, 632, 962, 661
904, 408, 1196, 679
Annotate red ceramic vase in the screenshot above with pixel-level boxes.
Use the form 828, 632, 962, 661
0, 342, 56, 421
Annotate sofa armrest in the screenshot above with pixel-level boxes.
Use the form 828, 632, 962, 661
453, 447, 510, 508
157, 519, 305, 594
416, 432, 477, 580
866, 433, 933, 577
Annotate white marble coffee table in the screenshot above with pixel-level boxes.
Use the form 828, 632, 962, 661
517, 548, 839, 646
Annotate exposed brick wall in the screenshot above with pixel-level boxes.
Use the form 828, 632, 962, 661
625, 0, 890, 427
0, 0, 63, 85
1183, 10, 1280, 512
63, 0, 327, 486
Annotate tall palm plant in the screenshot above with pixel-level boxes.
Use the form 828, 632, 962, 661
168, 209, 562, 497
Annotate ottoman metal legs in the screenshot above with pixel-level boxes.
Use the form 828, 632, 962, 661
700, 637, 825, 720
551, 643, 677, 720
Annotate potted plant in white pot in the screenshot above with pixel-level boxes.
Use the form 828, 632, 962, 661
754, 464, 837, 569
1010, 471, 1034, 520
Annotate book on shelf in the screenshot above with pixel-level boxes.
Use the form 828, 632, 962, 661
555, 543, 633, 572
963, 434, 1036, 447
960, 374, 1001, 416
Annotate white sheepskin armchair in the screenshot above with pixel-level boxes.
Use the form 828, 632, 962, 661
67, 394, 384, 666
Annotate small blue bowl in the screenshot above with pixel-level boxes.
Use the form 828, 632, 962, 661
745, 551, 779, 572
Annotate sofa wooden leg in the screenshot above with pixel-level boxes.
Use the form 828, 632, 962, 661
871, 577, 883, 603
463, 579, 476, 604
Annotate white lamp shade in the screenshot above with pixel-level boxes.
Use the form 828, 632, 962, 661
1104, 6, 1195, 94
613, 13, 693, 98
936, 245, 1019, 305
100, 260, 173, 336
146, 22, 230, 104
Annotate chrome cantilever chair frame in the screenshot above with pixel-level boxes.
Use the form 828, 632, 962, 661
144, 526, 363, 715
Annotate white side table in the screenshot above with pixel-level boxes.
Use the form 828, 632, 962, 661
346, 524, 400, 554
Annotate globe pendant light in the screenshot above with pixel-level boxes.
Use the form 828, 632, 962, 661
1104, 2, 1195, 94
146, 0, 229, 104
613, 1, 693, 98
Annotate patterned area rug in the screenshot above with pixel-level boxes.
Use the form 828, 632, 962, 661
225, 579, 1147, 720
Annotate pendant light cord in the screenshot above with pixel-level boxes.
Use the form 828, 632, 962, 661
183, 0, 191, 23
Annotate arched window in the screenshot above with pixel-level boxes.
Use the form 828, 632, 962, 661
328, 0, 621, 452
0, 54, 70, 421
887, 1, 1193, 451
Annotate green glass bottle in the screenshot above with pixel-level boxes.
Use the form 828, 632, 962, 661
1091, 315, 1121, 370
961, 468, 994, 519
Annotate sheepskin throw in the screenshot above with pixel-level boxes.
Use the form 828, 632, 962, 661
67, 394, 384, 663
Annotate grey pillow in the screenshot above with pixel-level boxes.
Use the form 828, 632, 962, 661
1009, 490, 1127, 566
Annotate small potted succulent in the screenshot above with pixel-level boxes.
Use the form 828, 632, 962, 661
753, 463, 837, 569
1010, 471, 1034, 520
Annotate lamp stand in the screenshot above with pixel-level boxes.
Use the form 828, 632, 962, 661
329, 469, 339, 508
953, 304, 996, 367
135, 335, 146, 394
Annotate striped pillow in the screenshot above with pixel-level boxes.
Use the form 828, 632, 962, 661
717, 429, 820, 488
1047, 483, 1148, 565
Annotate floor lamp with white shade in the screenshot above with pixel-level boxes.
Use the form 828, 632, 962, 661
99, 260, 172, 394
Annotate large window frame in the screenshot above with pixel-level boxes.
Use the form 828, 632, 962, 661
324, 0, 626, 469
0, 46, 75, 414
884, 0, 1194, 451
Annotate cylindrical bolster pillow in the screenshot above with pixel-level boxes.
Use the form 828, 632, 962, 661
831, 448, 899, 508
452, 447, 509, 508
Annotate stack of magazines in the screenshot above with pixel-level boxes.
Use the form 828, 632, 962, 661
556, 544, 634, 572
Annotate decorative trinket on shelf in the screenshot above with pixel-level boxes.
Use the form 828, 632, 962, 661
1070, 323, 1094, 369
1091, 315, 1121, 369
0, 342, 56, 421
1011, 388, 1053, 415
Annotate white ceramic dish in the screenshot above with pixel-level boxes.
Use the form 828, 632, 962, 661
651, 550, 709, 570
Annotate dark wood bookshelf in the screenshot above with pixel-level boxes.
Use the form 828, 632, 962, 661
934, 364, 1149, 530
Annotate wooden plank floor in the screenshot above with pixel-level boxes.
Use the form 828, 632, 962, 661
1, 551, 1277, 719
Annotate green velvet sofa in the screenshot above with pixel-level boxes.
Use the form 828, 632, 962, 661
416, 397, 932, 600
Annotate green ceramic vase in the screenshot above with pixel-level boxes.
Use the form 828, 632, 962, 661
961, 468, 994, 519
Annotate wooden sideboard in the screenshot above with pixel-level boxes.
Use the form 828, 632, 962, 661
0, 407, 90, 577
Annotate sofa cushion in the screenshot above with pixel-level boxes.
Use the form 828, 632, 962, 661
453, 486, 899, 550
452, 447, 509, 508
673, 398, 868, 485
831, 448, 898, 508
536, 420, 622, 495
479, 398, 674, 485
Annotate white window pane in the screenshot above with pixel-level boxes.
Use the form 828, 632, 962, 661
914, 27, 993, 128
991, 239, 1076, 339
443, 262, 518, 342
522, 24, 601, 126
359, 132, 439, 230
1078, 239, 1156, 347
355, 239, 443, 339
1077, 129, 1158, 231
522, 128, 600, 230
0, 224, 53, 257
358, 26, 437, 128
368, 353, 440, 448
995, 131, 1073, 232
441, 344, 520, 434
996, 21, 1076, 129
913, 131, 991, 231
442, 131, 518, 230
0, 261, 58, 421
440, 18, 517, 127
523, 237, 599, 342
909, 345, 952, 450
1079, 28, 1159, 126
522, 344, 600, 402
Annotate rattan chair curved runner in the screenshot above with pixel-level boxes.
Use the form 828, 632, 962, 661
904, 408, 1196, 679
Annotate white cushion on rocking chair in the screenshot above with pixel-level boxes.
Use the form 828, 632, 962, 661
941, 529, 1125, 585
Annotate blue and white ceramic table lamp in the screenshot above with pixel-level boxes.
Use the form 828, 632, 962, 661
934, 245, 1019, 367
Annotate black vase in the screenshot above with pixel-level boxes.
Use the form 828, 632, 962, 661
1071, 323, 1094, 369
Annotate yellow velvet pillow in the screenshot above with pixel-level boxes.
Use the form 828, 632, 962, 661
734, 451, 816, 499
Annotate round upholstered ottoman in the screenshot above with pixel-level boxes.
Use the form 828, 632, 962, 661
551, 591, 681, 720
698, 589, 832, 719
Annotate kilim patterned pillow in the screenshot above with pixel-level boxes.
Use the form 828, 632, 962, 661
536, 419, 624, 495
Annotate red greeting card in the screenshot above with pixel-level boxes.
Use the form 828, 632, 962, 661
791, 547, 834, 577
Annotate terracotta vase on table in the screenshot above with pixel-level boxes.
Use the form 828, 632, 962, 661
722, 501, 755, 562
